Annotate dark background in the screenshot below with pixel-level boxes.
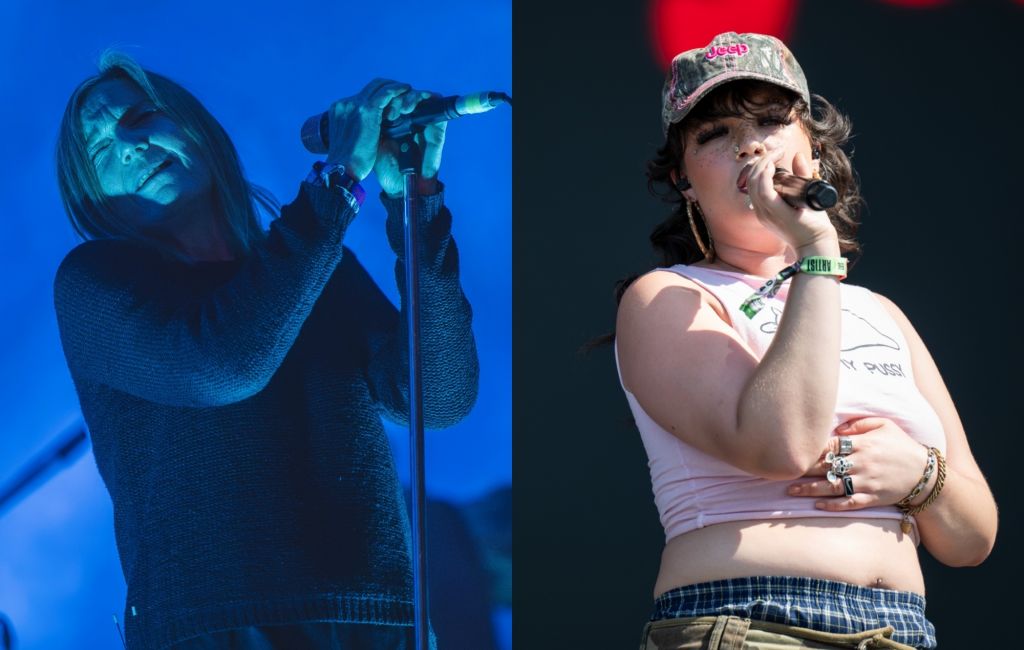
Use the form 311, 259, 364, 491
516, 0, 1023, 647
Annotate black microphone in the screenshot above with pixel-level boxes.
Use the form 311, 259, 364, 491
773, 168, 838, 211
301, 91, 511, 154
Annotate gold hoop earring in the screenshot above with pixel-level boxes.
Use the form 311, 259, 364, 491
686, 201, 715, 261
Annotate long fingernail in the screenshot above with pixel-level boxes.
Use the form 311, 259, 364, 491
788, 485, 802, 495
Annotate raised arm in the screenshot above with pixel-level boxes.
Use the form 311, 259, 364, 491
356, 83, 479, 429
363, 188, 479, 429
619, 139, 850, 479
617, 243, 841, 480
55, 79, 428, 409
54, 183, 355, 408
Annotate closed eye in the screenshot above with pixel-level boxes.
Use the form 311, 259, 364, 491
88, 108, 160, 161
695, 114, 793, 145
759, 115, 791, 126
90, 141, 110, 162
133, 109, 159, 123
695, 125, 726, 144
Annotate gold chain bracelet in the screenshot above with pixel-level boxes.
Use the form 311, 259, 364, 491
897, 446, 946, 535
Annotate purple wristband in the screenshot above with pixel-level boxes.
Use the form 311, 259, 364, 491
307, 161, 366, 207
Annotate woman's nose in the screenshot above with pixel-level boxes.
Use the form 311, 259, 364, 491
733, 122, 769, 160
734, 136, 766, 160
120, 138, 149, 165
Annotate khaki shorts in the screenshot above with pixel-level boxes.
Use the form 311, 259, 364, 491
640, 615, 918, 650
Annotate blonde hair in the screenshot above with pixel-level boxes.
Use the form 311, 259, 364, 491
55, 50, 277, 261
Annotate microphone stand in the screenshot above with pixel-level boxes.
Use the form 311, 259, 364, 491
393, 132, 429, 650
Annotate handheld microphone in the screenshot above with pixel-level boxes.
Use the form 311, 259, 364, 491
773, 169, 838, 211
301, 91, 512, 154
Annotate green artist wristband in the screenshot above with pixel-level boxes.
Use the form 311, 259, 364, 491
739, 256, 849, 318
800, 256, 847, 279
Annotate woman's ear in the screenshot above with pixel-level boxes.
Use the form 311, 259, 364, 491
669, 168, 696, 202
812, 149, 822, 179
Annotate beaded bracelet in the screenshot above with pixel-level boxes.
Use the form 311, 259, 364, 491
897, 448, 937, 507
896, 446, 947, 534
739, 256, 848, 318
305, 160, 366, 209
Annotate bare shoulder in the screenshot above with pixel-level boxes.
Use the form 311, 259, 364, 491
614, 265, 761, 465
619, 267, 697, 303
869, 291, 907, 322
617, 268, 727, 331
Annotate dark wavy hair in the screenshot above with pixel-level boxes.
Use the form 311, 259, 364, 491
650, 80, 861, 269
585, 80, 862, 351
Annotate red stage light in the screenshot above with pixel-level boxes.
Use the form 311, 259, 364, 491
648, 0, 798, 69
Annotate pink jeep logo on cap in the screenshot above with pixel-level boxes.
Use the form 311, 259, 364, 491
705, 43, 750, 61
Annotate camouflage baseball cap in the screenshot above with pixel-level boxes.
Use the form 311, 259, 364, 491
661, 32, 810, 135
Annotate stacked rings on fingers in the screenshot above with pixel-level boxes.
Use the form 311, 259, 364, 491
825, 452, 853, 482
838, 436, 853, 456
842, 476, 855, 496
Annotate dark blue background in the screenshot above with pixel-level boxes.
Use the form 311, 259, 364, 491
0, 1, 510, 648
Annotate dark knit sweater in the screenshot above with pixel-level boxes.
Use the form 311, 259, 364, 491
53, 182, 478, 649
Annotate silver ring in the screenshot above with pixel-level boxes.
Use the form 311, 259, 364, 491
839, 436, 853, 456
825, 452, 853, 481
843, 476, 855, 496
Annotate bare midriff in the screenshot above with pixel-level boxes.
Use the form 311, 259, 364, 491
654, 517, 924, 599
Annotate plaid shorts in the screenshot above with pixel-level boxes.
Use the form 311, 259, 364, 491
650, 576, 936, 649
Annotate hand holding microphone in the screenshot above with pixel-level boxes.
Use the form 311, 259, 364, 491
303, 91, 511, 154
307, 80, 510, 197
773, 168, 838, 211
318, 79, 415, 183
740, 150, 838, 213
743, 148, 840, 253
311, 79, 445, 197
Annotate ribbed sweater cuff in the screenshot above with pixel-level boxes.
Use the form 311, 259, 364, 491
134, 593, 415, 650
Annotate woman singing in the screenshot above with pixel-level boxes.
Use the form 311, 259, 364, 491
53, 52, 477, 649
614, 32, 996, 649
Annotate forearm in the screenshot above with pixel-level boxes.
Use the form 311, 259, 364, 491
737, 243, 842, 475
55, 182, 355, 407
916, 466, 998, 567
371, 188, 479, 426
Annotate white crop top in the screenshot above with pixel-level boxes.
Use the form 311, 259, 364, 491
614, 264, 947, 544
